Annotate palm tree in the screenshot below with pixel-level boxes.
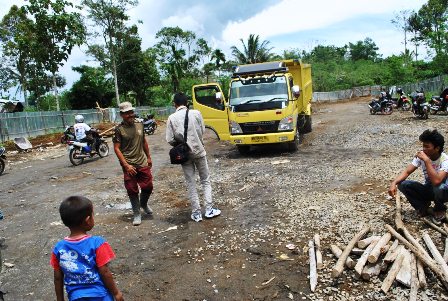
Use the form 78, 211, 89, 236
230, 34, 274, 64
211, 49, 226, 76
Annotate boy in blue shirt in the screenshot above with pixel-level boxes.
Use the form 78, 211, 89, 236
50, 196, 124, 301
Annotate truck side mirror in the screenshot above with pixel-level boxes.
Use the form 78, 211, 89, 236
292, 85, 300, 99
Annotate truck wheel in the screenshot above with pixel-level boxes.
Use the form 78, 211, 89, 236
298, 115, 312, 134
237, 145, 250, 155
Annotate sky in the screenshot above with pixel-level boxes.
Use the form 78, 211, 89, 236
1, 0, 429, 93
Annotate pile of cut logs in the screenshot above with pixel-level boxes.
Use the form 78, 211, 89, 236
308, 193, 448, 300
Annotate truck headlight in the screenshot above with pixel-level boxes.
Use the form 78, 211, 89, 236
229, 120, 243, 134
278, 115, 294, 131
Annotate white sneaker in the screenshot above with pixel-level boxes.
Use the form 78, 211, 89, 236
191, 212, 203, 222
205, 208, 221, 219
133, 213, 142, 226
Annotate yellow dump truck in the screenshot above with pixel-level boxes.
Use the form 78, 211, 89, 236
192, 59, 312, 154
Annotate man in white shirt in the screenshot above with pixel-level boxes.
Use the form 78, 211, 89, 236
73, 114, 91, 141
166, 92, 221, 222
389, 129, 448, 224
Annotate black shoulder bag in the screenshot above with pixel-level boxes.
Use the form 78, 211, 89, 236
169, 109, 190, 164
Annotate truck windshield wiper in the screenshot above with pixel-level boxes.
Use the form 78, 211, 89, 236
265, 97, 288, 102
238, 99, 263, 105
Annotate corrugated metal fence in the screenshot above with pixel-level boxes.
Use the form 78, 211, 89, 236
0, 106, 175, 143
312, 74, 448, 103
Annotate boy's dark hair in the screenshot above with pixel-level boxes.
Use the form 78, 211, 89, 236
60, 196, 93, 227
419, 129, 445, 153
173, 92, 188, 106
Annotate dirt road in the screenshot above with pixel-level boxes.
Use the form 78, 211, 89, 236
1, 98, 447, 300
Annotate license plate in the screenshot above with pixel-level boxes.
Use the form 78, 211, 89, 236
251, 136, 268, 143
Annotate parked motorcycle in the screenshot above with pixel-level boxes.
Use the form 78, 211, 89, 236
67, 129, 109, 166
368, 92, 394, 115
429, 87, 448, 114
411, 91, 429, 119
0, 147, 6, 175
60, 125, 75, 144
393, 88, 412, 111
143, 114, 157, 135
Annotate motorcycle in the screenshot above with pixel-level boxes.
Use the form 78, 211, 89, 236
0, 147, 6, 175
368, 94, 394, 115
411, 91, 429, 119
143, 114, 157, 135
60, 125, 75, 144
392, 88, 412, 111
67, 129, 109, 166
429, 88, 448, 114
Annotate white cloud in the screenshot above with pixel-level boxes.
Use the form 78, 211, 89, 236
222, 0, 427, 47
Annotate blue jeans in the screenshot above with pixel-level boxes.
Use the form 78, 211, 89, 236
398, 180, 448, 212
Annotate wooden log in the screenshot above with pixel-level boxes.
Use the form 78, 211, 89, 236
330, 245, 356, 269
422, 232, 448, 280
381, 245, 404, 272
332, 225, 370, 278
383, 240, 399, 259
385, 224, 447, 284
361, 262, 382, 281
308, 240, 317, 292
395, 192, 405, 231
402, 227, 432, 260
355, 239, 379, 278
381, 251, 405, 293
381, 243, 391, 254
396, 248, 412, 287
423, 217, 448, 236
351, 248, 365, 256
384, 242, 402, 264
314, 234, 323, 270
368, 233, 392, 263
357, 235, 380, 249
409, 254, 418, 301
444, 237, 448, 263
417, 258, 427, 288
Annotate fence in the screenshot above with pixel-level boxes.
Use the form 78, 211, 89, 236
0, 106, 175, 143
312, 74, 448, 103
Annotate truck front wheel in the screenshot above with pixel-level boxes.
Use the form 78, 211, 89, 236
288, 130, 300, 152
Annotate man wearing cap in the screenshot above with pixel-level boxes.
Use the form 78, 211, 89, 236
113, 102, 153, 226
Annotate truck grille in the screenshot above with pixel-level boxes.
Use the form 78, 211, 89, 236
239, 121, 279, 134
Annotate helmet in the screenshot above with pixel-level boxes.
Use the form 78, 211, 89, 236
75, 114, 84, 123
380, 91, 386, 98
397, 88, 402, 94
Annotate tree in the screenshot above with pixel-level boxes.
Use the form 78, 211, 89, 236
348, 38, 380, 61
153, 26, 199, 92
230, 34, 274, 64
391, 10, 413, 60
407, 12, 424, 61
115, 25, 159, 106
25, 0, 85, 111
82, 0, 138, 105
0, 5, 35, 104
417, 0, 448, 57
211, 49, 226, 76
66, 65, 114, 109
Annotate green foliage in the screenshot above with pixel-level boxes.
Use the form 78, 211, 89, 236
66, 65, 115, 109
231, 34, 274, 64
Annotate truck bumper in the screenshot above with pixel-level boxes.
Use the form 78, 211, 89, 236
229, 131, 295, 145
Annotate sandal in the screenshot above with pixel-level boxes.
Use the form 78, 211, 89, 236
430, 211, 446, 225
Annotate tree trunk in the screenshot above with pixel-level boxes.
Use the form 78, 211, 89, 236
53, 72, 60, 111
112, 58, 120, 105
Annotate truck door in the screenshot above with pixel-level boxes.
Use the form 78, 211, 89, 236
192, 83, 230, 141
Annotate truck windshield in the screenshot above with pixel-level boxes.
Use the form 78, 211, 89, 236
229, 76, 288, 106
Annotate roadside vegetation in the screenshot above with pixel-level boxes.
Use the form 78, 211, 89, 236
0, 0, 447, 110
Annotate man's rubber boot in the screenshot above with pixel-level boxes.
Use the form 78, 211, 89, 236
130, 196, 141, 226
140, 189, 153, 215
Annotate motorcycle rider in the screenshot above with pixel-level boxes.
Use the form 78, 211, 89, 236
396, 88, 405, 108
73, 115, 94, 152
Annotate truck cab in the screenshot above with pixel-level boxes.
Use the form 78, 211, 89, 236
192, 59, 312, 154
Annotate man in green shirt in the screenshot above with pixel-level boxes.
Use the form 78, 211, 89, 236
113, 102, 153, 226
